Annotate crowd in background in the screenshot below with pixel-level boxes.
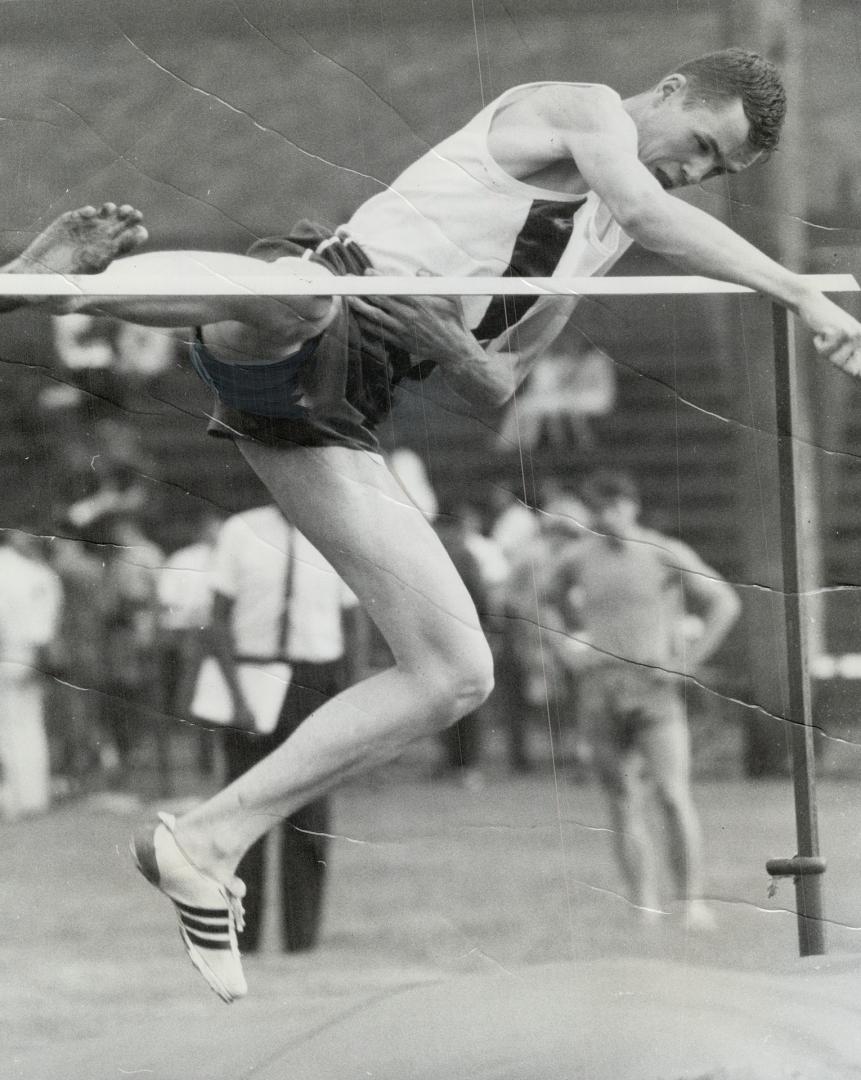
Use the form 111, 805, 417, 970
0, 303, 754, 822
0, 419, 752, 943
0, 440, 733, 821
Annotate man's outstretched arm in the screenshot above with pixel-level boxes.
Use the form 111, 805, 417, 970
552, 89, 861, 373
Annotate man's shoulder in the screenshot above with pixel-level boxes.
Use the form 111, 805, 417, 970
6, 549, 60, 587
634, 528, 710, 569
553, 535, 595, 569
632, 525, 674, 545
164, 541, 211, 571
524, 81, 632, 131
534, 81, 621, 105
230, 505, 279, 525
135, 540, 167, 572
573, 528, 671, 567
224, 505, 284, 540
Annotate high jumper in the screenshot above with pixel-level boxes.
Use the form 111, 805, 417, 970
3, 48, 860, 1001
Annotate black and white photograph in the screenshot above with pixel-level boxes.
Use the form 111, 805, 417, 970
2, 1, 861, 1077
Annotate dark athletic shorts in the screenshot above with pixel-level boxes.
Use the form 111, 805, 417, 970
193, 221, 433, 453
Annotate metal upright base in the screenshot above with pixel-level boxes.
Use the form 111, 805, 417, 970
766, 304, 827, 956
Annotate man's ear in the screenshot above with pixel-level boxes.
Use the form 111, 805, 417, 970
658, 73, 688, 100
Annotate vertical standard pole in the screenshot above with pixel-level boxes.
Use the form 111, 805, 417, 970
770, 303, 827, 956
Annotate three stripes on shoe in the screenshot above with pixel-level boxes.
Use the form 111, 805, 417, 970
175, 900, 234, 951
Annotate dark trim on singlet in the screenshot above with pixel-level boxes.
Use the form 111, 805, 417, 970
473, 197, 587, 342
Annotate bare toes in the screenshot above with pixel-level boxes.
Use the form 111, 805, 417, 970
117, 224, 149, 252
98, 202, 118, 217
65, 206, 98, 223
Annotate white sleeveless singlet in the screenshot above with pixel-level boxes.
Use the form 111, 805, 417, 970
343, 82, 635, 357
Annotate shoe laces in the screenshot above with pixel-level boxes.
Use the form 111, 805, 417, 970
226, 887, 246, 934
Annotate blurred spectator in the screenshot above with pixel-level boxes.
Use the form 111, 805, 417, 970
497, 340, 616, 450
64, 419, 154, 536
46, 535, 108, 793
550, 471, 741, 927
388, 447, 439, 521
42, 316, 168, 535
0, 531, 63, 819
97, 514, 165, 779
113, 322, 176, 379
497, 487, 591, 774
432, 505, 492, 788
51, 312, 115, 375
456, 502, 510, 609
488, 488, 537, 566
208, 504, 368, 952
157, 509, 223, 721
157, 508, 224, 774
51, 313, 174, 383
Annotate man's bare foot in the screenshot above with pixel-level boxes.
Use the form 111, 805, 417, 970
6, 202, 148, 276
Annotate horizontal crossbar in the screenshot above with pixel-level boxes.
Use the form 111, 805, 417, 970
0, 272, 856, 297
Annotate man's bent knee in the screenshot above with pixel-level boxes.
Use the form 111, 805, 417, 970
422, 638, 495, 731
452, 644, 495, 716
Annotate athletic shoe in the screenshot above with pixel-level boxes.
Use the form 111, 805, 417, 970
130, 812, 248, 1003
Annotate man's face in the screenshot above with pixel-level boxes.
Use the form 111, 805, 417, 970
591, 496, 639, 537
540, 495, 591, 537
638, 77, 763, 190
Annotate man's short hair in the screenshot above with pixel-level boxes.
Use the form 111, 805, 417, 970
675, 47, 787, 153
579, 470, 640, 510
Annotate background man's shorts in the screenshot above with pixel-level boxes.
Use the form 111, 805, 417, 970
578, 661, 685, 755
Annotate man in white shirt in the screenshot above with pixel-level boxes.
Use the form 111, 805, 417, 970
0, 532, 63, 820
157, 509, 224, 775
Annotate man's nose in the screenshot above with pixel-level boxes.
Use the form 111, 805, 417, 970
682, 158, 710, 185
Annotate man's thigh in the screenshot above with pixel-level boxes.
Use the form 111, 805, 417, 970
580, 669, 643, 796
638, 691, 691, 797
237, 442, 484, 664
278, 661, 343, 739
